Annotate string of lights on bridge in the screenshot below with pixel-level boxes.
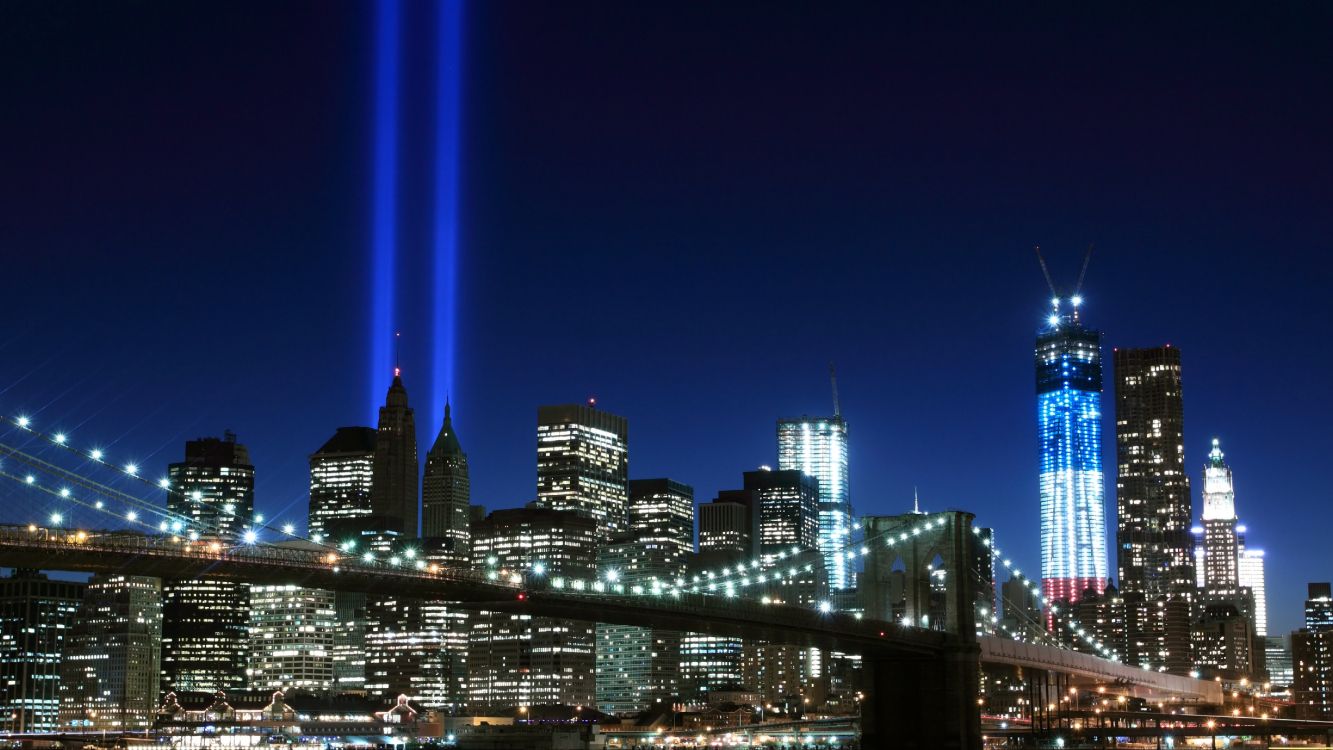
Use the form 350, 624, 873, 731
1, 412, 1140, 658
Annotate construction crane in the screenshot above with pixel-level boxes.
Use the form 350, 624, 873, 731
1034, 243, 1095, 302
829, 362, 841, 418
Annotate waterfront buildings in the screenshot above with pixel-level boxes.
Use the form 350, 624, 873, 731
247, 585, 336, 693
535, 403, 629, 538
777, 416, 852, 590
421, 402, 471, 566
364, 596, 468, 712
58, 575, 162, 730
307, 426, 377, 541
467, 506, 598, 711
370, 372, 419, 537
161, 434, 254, 694
0, 569, 84, 732
1036, 297, 1107, 604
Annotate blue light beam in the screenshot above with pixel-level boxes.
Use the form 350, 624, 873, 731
369, 0, 403, 423
432, 0, 464, 423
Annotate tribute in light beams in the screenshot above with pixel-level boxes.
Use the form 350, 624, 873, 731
432, 0, 464, 422
368, 0, 402, 423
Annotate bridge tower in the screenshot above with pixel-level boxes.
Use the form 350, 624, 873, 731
858, 509, 985, 750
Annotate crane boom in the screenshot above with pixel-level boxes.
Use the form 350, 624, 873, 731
1034, 245, 1058, 298
1074, 243, 1094, 295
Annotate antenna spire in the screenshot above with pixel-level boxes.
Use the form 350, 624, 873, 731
913, 487, 921, 514
393, 331, 401, 378
829, 362, 841, 417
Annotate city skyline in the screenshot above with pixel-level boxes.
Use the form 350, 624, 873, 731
2, 0, 1331, 647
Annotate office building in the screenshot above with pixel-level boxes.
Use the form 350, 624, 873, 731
1192, 603, 1256, 680
58, 575, 162, 730
247, 585, 336, 692
535, 403, 629, 538
1036, 297, 1107, 604
468, 506, 598, 711
778, 416, 853, 590
594, 480, 694, 714
1266, 635, 1294, 689
0, 570, 84, 732
371, 372, 418, 537
308, 427, 377, 542
421, 402, 471, 566
162, 434, 253, 694
1199, 440, 1243, 599
1306, 583, 1333, 632
332, 593, 368, 694
364, 596, 468, 712
1113, 346, 1195, 600
1239, 546, 1267, 637
699, 490, 757, 555
746, 469, 820, 567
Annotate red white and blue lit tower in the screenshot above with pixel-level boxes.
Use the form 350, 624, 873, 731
1036, 295, 1107, 606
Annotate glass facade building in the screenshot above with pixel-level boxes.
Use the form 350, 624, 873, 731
777, 416, 852, 590
0, 569, 84, 732
535, 403, 629, 539
1036, 301, 1107, 604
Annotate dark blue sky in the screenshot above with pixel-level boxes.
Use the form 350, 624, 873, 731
2, 2, 1330, 634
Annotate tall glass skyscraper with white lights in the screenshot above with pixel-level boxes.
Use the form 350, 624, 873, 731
1036, 297, 1107, 605
778, 416, 852, 590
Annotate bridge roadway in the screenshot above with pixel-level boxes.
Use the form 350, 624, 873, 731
0, 525, 950, 656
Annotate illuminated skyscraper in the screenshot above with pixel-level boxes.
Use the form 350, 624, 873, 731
162, 434, 253, 694
0, 570, 84, 732
1113, 346, 1195, 600
308, 427, 377, 541
596, 479, 694, 714
308, 428, 377, 695
1199, 440, 1242, 600
371, 372, 419, 537
58, 575, 161, 730
247, 584, 336, 692
421, 402, 470, 566
535, 403, 628, 538
747, 468, 820, 566
1036, 297, 1106, 604
468, 506, 598, 711
778, 416, 852, 590
1239, 546, 1267, 637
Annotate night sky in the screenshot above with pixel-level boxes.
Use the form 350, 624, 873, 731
2, 2, 1331, 635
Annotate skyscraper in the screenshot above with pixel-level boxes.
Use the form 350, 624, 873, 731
421, 402, 470, 566
308, 427, 377, 696
468, 506, 598, 711
247, 584, 336, 692
698, 490, 757, 555
1113, 346, 1194, 600
0, 570, 84, 732
308, 426, 377, 541
1199, 439, 1241, 599
161, 434, 253, 695
535, 403, 628, 538
778, 416, 852, 590
1239, 546, 1267, 637
596, 480, 694, 714
746, 469, 820, 566
58, 575, 161, 730
1293, 584, 1333, 718
371, 372, 419, 538
1036, 297, 1107, 604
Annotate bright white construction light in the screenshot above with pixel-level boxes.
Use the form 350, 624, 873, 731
1051, 297, 1060, 307
243, 529, 258, 544
282, 523, 295, 535
90, 449, 102, 461
124, 463, 138, 476
53, 434, 66, 444
16, 417, 30, 428
1047, 314, 1060, 326
127, 511, 138, 522
49, 513, 62, 525
1071, 295, 1083, 307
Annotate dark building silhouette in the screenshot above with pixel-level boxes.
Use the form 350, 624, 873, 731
370, 372, 418, 538
421, 402, 470, 566
0, 569, 84, 732
1113, 346, 1195, 599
